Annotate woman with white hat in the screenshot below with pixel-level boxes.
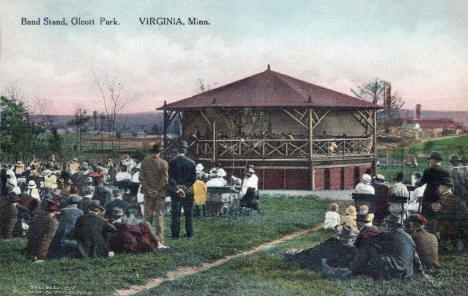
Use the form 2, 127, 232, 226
26, 180, 40, 200
354, 174, 375, 195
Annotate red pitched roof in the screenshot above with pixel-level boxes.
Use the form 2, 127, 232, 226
159, 69, 380, 110
407, 119, 462, 129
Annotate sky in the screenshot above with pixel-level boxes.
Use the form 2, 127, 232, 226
0, 0, 467, 114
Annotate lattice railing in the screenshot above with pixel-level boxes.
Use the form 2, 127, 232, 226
189, 138, 373, 160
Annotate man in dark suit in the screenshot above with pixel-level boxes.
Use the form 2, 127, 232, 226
47, 195, 84, 259
169, 141, 196, 238
419, 152, 450, 223
74, 201, 116, 258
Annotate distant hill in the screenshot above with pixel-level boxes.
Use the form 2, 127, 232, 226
34, 109, 467, 134
32, 112, 181, 135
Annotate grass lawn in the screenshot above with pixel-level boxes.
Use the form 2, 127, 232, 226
138, 230, 468, 296
376, 135, 468, 181
0, 195, 330, 296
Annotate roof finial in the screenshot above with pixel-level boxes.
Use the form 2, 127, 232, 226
267, 64, 271, 71
164, 100, 167, 105
307, 96, 312, 103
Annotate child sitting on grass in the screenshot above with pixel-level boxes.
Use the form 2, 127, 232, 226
323, 203, 340, 230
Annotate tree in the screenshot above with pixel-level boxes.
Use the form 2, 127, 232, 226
32, 97, 56, 130
48, 127, 63, 156
92, 110, 98, 131
68, 107, 90, 156
351, 79, 405, 131
94, 75, 136, 144
0, 96, 42, 160
195, 78, 208, 94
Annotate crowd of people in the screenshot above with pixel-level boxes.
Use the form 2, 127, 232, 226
317, 152, 468, 280
1, 139, 466, 283
0, 139, 260, 262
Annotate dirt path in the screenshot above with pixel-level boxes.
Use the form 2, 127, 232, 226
113, 223, 323, 296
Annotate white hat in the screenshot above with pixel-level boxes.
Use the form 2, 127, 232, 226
27, 180, 37, 189
42, 169, 52, 176
361, 174, 372, 184
216, 168, 227, 178
12, 186, 21, 195
196, 163, 204, 171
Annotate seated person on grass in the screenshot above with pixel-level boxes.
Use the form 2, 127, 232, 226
105, 190, 130, 219
109, 208, 160, 254
25, 201, 60, 262
404, 214, 440, 274
47, 195, 84, 259
323, 203, 340, 230
0, 192, 21, 239
74, 201, 116, 258
431, 176, 468, 252
322, 214, 426, 280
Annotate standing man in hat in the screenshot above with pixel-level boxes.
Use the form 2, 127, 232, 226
25, 200, 60, 261
140, 139, 169, 246
169, 141, 196, 239
419, 152, 450, 226
0, 192, 20, 239
449, 154, 467, 203
462, 156, 468, 203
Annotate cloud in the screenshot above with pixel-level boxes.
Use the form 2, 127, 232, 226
0, 0, 466, 114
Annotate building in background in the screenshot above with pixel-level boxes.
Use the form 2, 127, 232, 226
403, 104, 467, 137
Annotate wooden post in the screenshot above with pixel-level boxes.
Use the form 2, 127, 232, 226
177, 111, 183, 139
372, 109, 377, 176
212, 121, 216, 163
163, 109, 168, 148
309, 108, 315, 190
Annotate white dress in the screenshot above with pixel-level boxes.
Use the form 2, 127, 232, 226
354, 182, 375, 194
323, 211, 341, 229
241, 174, 259, 196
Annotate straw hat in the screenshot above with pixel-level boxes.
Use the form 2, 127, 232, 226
345, 205, 356, 216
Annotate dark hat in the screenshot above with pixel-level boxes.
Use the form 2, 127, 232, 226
152, 139, 163, 153
69, 195, 82, 204
438, 176, 453, 187
113, 189, 124, 197
8, 192, 21, 203
449, 154, 462, 163
406, 214, 428, 225
427, 152, 443, 161
178, 141, 189, 149
385, 213, 403, 225
45, 200, 60, 212
394, 172, 404, 182
87, 200, 104, 212
111, 207, 124, 218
